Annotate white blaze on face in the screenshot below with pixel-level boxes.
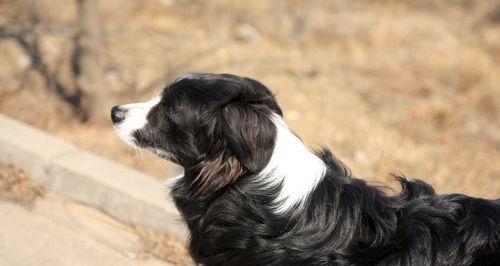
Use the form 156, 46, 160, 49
257, 113, 327, 214
113, 95, 161, 147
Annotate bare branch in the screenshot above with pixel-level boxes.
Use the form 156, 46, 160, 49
0, 21, 87, 119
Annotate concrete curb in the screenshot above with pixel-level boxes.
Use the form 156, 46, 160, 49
0, 114, 187, 240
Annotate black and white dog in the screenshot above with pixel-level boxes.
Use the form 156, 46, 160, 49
112, 73, 500, 266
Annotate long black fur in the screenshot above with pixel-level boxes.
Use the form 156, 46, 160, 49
116, 73, 500, 265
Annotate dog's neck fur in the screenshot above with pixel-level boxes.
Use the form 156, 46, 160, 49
171, 114, 327, 215
257, 114, 327, 214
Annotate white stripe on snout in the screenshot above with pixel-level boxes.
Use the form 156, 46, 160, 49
113, 95, 161, 147
257, 113, 327, 214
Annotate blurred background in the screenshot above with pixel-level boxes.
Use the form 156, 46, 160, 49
1, 1, 500, 264
1, 0, 499, 198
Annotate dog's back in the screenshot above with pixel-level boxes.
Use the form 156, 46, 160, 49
383, 189, 500, 266
394, 177, 500, 265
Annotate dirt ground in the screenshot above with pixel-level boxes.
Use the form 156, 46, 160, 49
0, 162, 192, 265
0, 0, 499, 198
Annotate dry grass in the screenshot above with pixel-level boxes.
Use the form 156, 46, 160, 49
0, 0, 499, 198
0, 163, 46, 208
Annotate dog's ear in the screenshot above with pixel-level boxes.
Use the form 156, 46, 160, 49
192, 92, 276, 193
193, 81, 281, 192
220, 101, 276, 173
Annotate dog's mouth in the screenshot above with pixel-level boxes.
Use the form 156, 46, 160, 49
111, 106, 134, 146
112, 124, 138, 148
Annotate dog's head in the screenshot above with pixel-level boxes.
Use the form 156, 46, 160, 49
112, 73, 282, 192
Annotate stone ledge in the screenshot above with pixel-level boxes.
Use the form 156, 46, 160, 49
0, 113, 187, 240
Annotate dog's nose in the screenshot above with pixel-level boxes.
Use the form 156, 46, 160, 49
111, 106, 126, 123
